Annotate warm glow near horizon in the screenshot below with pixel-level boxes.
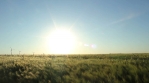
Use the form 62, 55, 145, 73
47, 29, 76, 54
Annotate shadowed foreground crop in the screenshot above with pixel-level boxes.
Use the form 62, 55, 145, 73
0, 54, 149, 83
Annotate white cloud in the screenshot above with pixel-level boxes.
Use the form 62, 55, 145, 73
108, 12, 141, 25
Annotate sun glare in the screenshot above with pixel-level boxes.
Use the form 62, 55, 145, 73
48, 29, 76, 54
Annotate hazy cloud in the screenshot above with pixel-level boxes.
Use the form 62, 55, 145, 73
108, 12, 141, 25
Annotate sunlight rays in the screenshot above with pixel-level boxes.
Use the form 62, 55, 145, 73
47, 29, 76, 54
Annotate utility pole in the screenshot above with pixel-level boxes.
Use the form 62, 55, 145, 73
10, 47, 14, 55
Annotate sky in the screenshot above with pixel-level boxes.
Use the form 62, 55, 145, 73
0, 0, 149, 54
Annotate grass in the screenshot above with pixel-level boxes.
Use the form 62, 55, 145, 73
0, 53, 149, 83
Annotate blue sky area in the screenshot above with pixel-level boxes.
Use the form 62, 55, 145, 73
0, 0, 149, 54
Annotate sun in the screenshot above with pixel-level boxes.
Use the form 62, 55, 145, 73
47, 29, 76, 54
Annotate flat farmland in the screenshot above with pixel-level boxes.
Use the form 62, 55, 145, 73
0, 54, 149, 83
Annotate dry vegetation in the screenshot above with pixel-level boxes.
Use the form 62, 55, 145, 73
0, 53, 149, 83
